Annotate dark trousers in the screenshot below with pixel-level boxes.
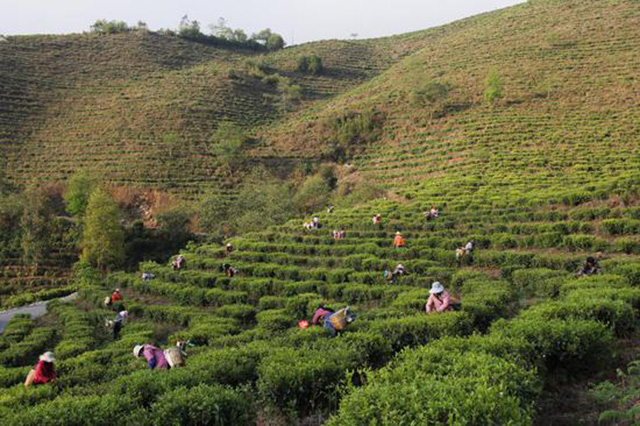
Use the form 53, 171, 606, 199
113, 321, 122, 340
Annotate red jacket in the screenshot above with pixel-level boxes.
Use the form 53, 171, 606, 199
33, 360, 56, 385
111, 292, 123, 303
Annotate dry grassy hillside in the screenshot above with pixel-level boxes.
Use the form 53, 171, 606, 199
0, 30, 429, 197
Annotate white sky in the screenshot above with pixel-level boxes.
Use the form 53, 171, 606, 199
0, 0, 525, 44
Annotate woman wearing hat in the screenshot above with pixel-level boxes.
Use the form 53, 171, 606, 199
426, 282, 452, 313
393, 231, 406, 248
133, 344, 169, 370
25, 352, 56, 388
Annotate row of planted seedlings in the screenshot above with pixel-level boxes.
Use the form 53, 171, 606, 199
327, 265, 640, 425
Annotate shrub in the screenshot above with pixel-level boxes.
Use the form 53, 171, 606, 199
605, 262, 640, 286
256, 336, 382, 415
328, 347, 537, 426
256, 309, 295, 331
6, 394, 142, 425
368, 312, 473, 352
562, 234, 609, 252
614, 237, 640, 254
601, 219, 640, 235
520, 299, 635, 336
490, 318, 614, 371
297, 55, 323, 75
149, 384, 254, 425
511, 268, 569, 297
559, 274, 630, 295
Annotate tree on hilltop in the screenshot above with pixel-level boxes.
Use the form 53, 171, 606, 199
209, 18, 249, 43
91, 20, 130, 34
178, 15, 203, 38
251, 29, 286, 50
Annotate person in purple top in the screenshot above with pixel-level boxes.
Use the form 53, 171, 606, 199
133, 344, 169, 370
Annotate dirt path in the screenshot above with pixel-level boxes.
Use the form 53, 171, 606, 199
0, 292, 78, 333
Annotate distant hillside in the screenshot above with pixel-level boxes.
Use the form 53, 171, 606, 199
1, 0, 638, 201
0, 30, 427, 197
263, 0, 640, 199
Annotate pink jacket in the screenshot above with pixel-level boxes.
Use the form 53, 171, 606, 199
142, 344, 169, 370
312, 308, 333, 325
426, 291, 451, 313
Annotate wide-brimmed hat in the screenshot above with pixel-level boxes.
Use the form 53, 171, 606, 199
114, 288, 120, 292
133, 345, 144, 358
395, 231, 402, 235
429, 282, 445, 294
40, 351, 55, 363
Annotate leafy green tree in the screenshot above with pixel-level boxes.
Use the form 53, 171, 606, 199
297, 56, 323, 75
484, 68, 504, 105
209, 18, 249, 43
155, 204, 193, 247
252, 29, 285, 50
209, 122, 246, 171
266, 33, 285, 51
81, 188, 125, 270
251, 29, 274, 43
20, 188, 55, 271
308, 56, 323, 75
199, 190, 233, 239
234, 178, 294, 233
63, 171, 100, 217
293, 174, 332, 214
178, 15, 202, 38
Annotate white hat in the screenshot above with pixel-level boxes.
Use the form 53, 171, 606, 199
40, 352, 55, 363
429, 282, 445, 294
133, 345, 144, 358
396, 231, 401, 235
226, 242, 232, 247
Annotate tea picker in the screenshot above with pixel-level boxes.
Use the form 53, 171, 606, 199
324, 306, 355, 337
25, 352, 56, 388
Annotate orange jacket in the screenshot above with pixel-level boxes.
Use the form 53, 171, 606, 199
393, 235, 405, 247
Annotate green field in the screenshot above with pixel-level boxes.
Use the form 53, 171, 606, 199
1, 0, 640, 424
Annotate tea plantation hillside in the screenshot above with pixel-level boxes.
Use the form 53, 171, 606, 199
264, 0, 640, 195
3, 184, 640, 424
2, 0, 640, 424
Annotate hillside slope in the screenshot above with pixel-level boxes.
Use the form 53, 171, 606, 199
0, 30, 428, 196
263, 0, 639, 196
